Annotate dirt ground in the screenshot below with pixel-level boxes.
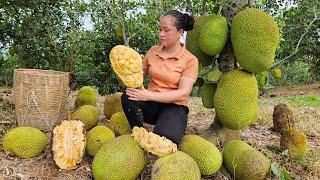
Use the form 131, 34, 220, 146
0, 83, 319, 180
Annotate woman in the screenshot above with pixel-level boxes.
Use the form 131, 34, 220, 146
121, 10, 198, 144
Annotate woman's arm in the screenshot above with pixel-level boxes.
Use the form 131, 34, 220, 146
125, 76, 194, 103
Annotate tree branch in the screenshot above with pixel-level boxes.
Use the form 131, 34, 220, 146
272, 5, 318, 68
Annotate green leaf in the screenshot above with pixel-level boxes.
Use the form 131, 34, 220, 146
271, 162, 292, 180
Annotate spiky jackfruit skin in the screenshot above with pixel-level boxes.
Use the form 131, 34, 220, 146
186, 15, 214, 68
223, 140, 271, 180
231, 8, 280, 73
200, 82, 217, 108
151, 151, 201, 180
280, 129, 308, 160
108, 112, 132, 136
3, 127, 48, 158
199, 15, 228, 56
104, 92, 123, 119
179, 135, 222, 176
86, 125, 115, 156
273, 103, 296, 134
207, 69, 222, 83
92, 135, 147, 180
213, 69, 259, 129
273, 68, 282, 80
72, 105, 99, 130
75, 86, 97, 108
256, 71, 268, 88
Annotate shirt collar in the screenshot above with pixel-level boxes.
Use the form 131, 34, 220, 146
155, 43, 186, 60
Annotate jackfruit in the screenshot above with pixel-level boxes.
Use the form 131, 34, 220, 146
151, 151, 201, 180
131, 126, 177, 157
3, 127, 48, 158
52, 120, 86, 170
75, 86, 97, 108
72, 105, 99, 130
104, 92, 124, 119
273, 103, 296, 134
213, 69, 259, 129
280, 129, 308, 160
200, 82, 217, 108
86, 125, 115, 156
108, 112, 132, 136
223, 140, 271, 180
109, 45, 143, 88
231, 8, 280, 73
199, 14, 228, 56
179, 135, 222, 176
256, 71, 267, 88
273, 68, 282, 80
207, 68, 222, 83
186, 15, 214, 66
92, 135, 147, 180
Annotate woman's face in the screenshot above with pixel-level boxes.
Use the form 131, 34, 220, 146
159, 15, 183, 48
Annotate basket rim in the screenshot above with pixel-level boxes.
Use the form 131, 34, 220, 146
14, 68, 69, 76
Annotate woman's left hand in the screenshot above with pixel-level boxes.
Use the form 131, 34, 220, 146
126, 87, 151, 101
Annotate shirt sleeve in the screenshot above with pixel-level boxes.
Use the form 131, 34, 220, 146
181, 57, 198, 82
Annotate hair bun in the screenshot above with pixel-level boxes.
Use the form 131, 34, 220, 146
183, 13, 194, 31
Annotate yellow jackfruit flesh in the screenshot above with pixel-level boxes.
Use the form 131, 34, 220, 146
214, 69, 259, 129
280, 129, 308, 160
3, 127, 48, 158
75, 86, 97, 108
131, 126, 177, 157
231, 8, 280, 73
92, 135, 147, 180
86, 125, 115, 156
223, 140, 271, 180
109, 45, 143, 88
179, 135, 222, 176
151, 151, 201, 180
104, 92, 124, 119
72, 105, 99, 130
108, 112, 132, 136
52, 120, 86, 170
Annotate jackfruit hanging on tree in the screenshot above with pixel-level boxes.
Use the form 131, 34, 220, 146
200, 82, 217, 108
273, 68, 282, 80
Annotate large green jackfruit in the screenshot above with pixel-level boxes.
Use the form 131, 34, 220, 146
214, 69, 259, 129
108, 112, 132, 136
72, 105, 100, 130
199, 14, 228, 56
200, 82, 217, 108
75, 86, 97, 108
3, 127, 48, 158
92, 135, 147, 180
151, 151, 201, 180
223, 140, 271, 180
104, 92, 123, 119
86, 125, 115, 156
179, 135, 222, 176
231, 8, 280, 73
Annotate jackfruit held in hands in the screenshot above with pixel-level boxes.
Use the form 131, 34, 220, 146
223, 140, 271, 180
179, 135, 222, 176
3, 127, 48, 158
109, 45, 143, 88
52, 120, 86, 170
72, 105, 99, 130
92, 135, 147, 180
131, 126, 177, 157
231, 8, 280, 73
86, 125, 115, 156
280, 128, 308, 160
200, 82, 217, 108
104, 92, 123, 119
199, 14, 228, 56
75, 86, 97, 108
108, 112, 132, 136
214, 69, 259, 129
151, 151, 201, 180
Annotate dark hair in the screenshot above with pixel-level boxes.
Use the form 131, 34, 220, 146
164, 10, 194, 31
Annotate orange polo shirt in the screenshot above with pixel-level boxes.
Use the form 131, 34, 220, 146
143, 44, 198, 106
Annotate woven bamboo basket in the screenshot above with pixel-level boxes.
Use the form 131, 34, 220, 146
13, 69, 70, 132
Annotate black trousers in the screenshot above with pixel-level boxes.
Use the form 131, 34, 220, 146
121, 92, 189, 144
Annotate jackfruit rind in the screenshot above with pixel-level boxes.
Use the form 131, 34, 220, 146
223, 140, 271, 180
104, 92, 124, 119
273, 68, 282, 80
179, 135, 222, 176
273, 103, 296, 134
151, 151, 201, 180
131, 126, 177, 157
231, 8, 280, 73
109, 112, 132, 136
280, 129, 308, 160
75, 86, 97, 108
109, 45, 143, 88
52, 120, 86, 170
207, 68, 222, 83
256, 71, 268, 88
3, 127, 48, 158
72, 105, 99, 130
92, 135, 147, 180
213, 69, 259, 129
199, 15, 228, 56
86, 125, 115, 156
200, 82, 217, 108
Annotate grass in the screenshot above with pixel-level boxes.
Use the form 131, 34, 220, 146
260, 95, 320, 107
